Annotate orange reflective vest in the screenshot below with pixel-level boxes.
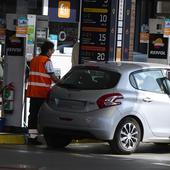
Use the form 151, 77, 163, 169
26, 55, 52, 99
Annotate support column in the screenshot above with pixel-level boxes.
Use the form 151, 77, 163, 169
42, 0, 49, 16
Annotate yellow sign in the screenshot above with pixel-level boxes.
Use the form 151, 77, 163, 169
58, 1, 71, 18
83, 8, 108, 13
16, 26, 28, 37
164, 28, 170, 36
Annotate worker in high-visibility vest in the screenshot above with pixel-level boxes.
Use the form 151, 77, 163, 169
26, 40, 59, 144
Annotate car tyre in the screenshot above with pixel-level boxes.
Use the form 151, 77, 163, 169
109, 117, 141, 154
44, 132, 72, 148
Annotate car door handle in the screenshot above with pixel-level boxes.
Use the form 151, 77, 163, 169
143, 97, 152, 102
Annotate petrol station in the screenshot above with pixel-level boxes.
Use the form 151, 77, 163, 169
0, 0, 170, 144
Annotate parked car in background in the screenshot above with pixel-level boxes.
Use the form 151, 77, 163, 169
38, 61, 170, 154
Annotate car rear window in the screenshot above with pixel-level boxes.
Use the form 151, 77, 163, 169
58, 66, 121, 90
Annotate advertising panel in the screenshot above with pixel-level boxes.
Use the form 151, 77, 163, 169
25, 15, 36, 61
148, 34, 168, 59
16, 16, 28, 38
0, 18, 6, 44
48, 0, 79, 23
5, 30, 24, 57
163, 18, 170, 37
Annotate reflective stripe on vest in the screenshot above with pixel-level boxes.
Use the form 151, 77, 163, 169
28, 82, 51, 88
29, 71, 51, 78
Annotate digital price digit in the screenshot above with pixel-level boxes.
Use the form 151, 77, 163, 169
97, 53, 105, 61
100, 14, 107, 23
99, 34, 106, 42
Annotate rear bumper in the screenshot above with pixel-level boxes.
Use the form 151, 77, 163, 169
43, 127, 98, 140
38, 102, 120, 140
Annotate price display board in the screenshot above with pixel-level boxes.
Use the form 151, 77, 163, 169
122, 0, 131, 60
79, 0, 118, 63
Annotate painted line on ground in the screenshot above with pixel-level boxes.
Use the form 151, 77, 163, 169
152, 163, 170, 167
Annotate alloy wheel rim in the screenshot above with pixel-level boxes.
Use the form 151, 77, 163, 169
120, 122, 139, 150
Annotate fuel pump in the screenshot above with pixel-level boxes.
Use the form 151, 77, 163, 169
3, 14, 49, 129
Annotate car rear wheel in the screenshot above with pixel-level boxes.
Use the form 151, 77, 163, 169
44, 132, 72, 148
109, 117, 141, 154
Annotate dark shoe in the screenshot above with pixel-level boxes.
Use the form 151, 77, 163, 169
27, 138, 42, 145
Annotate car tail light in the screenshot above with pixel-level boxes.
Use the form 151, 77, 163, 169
96, 93, 123, 108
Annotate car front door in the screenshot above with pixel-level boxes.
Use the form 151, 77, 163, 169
133, 69, 170, 137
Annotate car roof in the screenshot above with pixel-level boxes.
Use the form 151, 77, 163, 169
77, 61, 170, 73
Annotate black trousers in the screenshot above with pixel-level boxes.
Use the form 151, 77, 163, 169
28, 98, 45, 129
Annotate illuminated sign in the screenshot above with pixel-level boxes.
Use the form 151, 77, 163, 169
149, 34, 168, 59
58, 1, 71, 18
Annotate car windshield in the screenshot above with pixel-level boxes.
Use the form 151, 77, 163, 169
58, 66, 121, 90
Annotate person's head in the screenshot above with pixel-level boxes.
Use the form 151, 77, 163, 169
40, 40, 54, 57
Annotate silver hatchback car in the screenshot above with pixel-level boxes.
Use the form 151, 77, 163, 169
38, 61, 170, 154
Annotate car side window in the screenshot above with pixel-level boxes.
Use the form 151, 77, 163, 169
132, 70, 165, 93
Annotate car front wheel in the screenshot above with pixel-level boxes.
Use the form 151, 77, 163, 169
109, 117, 141, 154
